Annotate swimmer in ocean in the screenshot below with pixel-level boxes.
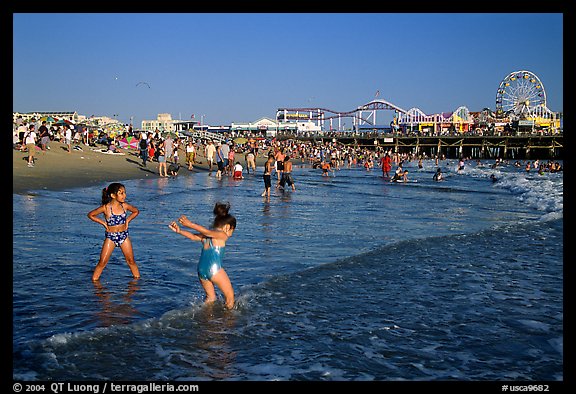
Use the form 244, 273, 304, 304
457, 158, 465, 173
433, 168, 444, 181
169, 202, 237, 309
391, 170, 409, 182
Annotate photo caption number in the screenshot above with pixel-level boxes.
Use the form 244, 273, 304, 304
26, 386, 46, 392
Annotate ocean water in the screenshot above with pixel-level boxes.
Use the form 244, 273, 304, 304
13, 159, 563, 381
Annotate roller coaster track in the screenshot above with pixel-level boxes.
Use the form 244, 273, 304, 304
278, 99, 408, 126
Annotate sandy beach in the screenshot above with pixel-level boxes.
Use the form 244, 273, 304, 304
13, 142, 268, 195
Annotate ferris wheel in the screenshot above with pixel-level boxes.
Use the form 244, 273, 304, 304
495, 70, 547, 118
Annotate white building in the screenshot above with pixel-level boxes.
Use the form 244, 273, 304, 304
12, 111, 122, 131
141, 113, 177, 132
230, 117, 305, 137
13, 111, 80, 124
295, 121, 321, 133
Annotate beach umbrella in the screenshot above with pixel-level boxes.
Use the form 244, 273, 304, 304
233, 137, 248, 144
53, 119, 73, 126
103, 123, 125, 137
117, 136, 139, 150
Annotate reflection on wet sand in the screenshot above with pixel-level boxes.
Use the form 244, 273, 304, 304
93, 279, 141, 327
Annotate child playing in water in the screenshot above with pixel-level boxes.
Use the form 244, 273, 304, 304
87, 182, 140, 281
168, 202, 236, 309
233, 161, 244, 179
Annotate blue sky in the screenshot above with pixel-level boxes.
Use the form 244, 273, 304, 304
13, 13, 563, 127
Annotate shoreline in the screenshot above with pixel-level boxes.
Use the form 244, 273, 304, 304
12, 143, 269, 195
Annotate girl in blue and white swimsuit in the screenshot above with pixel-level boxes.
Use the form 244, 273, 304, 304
88, 182, 140, 281
169, 202, 237, 309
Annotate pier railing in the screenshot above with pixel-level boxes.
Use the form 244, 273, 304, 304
277, 132, 563, 160
179, 130, 227, 143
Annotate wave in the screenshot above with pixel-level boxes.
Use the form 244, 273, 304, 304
461, 164, 563, 219
15, 217, 563, 381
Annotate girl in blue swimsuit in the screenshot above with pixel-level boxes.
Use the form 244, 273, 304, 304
169, 202, 236, 309
88, 182, 140, 281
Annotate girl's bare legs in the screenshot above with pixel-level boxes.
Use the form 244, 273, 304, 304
211, 269, 235, 309
200, 278, 217, 304
119, 237, 140, 279
93, 239, 115, 281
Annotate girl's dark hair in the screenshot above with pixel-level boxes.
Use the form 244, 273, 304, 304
101, 182, 125, 205
213, 202, 236, 229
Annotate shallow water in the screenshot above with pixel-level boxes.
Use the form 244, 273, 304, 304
13, 159, 563, 381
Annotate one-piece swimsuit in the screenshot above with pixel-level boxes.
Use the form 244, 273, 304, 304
197, 238, 224, 280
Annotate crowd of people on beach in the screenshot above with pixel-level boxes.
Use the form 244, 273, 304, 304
14, 111, 564, 186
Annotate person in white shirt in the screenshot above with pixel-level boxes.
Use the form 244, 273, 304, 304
233, 161, 244, 179
204, 140, 216, 171
13, 128, 20, 148
17, 122, 28, 145
24, 124, 38, 167
186, 140, 196, 170
64, 124, 73, 153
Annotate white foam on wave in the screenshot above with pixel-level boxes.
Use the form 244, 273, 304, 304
469, 164, 563, 220
41, 285, 260, 354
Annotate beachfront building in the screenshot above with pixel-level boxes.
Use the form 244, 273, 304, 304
80, 115, 121, 128
13, 111, 81, 124
140, 113, 178, 133
12, 111, 124, 137
140, 113, 224, 134
230, 117, 299, 137
13, 111, 121, 129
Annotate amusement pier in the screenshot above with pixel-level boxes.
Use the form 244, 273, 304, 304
14, 71, 563, 160
274, 70, 562, 160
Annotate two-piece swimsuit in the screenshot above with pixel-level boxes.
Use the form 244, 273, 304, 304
197, 238, 224, 280
105, 203, 129, 247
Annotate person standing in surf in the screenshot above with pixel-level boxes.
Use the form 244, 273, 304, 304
168, 202, 236, 309
279, 155, 296, 191
87, 182, 141, 281
380, 151, 392, 178
261, 153, 275, 197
